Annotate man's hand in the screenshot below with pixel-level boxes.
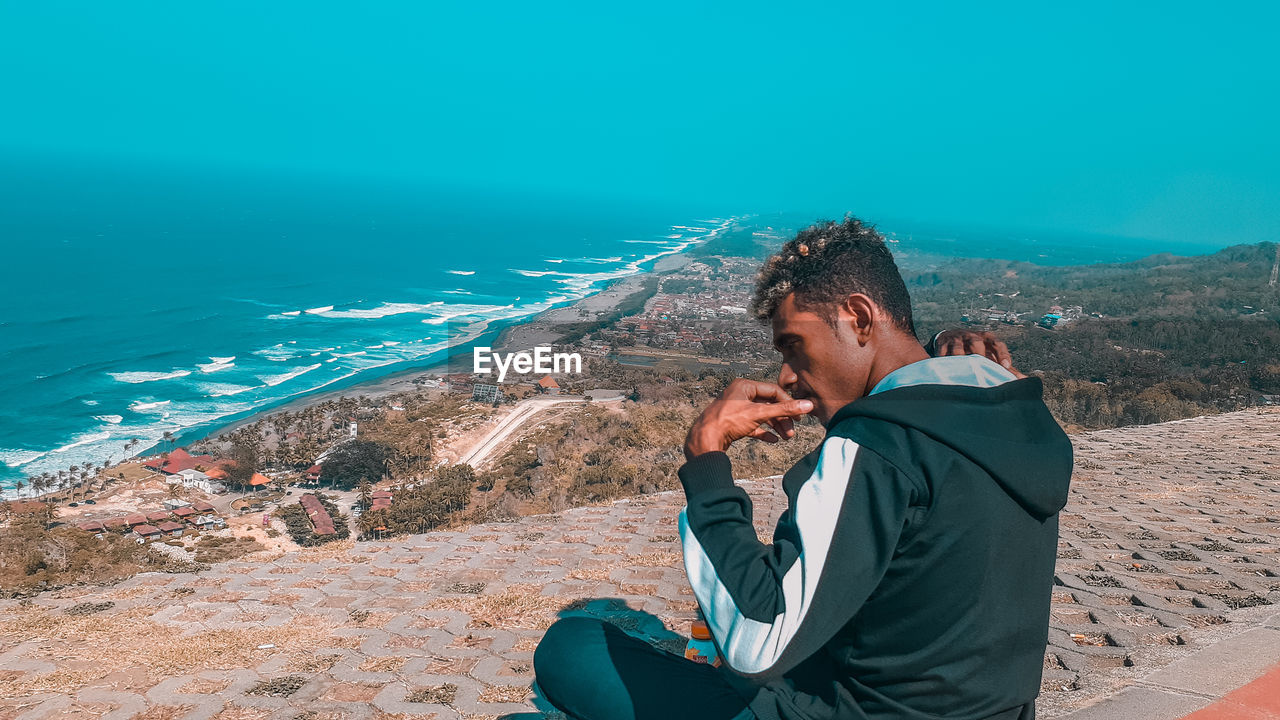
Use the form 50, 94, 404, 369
932, 329, 1026, 378
684, 379, 814, 461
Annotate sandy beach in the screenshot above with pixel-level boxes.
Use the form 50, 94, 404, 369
153, 250, 695, 452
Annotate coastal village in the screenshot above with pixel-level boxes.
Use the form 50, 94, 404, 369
2, 238, 1279, 717
0, 243, 1115, 588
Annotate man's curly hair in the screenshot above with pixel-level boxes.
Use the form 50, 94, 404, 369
751, 217, 916, 335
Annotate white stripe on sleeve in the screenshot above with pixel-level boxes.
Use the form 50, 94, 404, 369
679, 435, 859, 675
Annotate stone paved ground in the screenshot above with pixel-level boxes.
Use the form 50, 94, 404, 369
1, 408, 1276, 720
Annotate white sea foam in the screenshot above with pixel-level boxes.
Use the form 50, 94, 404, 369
446, 269, 475, 275
95, 414, 124, 424
382, 341, 400, 346
53, 431, 112, 454
442, 289, 472, 295
129, 399, 172, 413
281, 310, 302, 316
198, 356, 236, 373
546, 259, 564, 263
420, 303, 512, 326
308, 302, 444, 319
257, 364, 322, 387
512, 269, 555, 277
0, 449, 42, 468
109, 369, 192, 384
82, 399, 99, 406
201, 382, 257, 397
331, 350, 368, 358
305, 305, 334, 314
253, 344, 298, 361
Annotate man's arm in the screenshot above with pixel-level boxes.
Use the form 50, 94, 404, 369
678, 436, 920, 680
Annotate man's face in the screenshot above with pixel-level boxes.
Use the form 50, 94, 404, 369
770, 294, 872, 424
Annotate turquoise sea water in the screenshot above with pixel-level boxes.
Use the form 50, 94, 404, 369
0, 160, 1232, 491
0, 160, 730, 490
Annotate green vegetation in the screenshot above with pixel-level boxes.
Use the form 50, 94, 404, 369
551, 275, 660, 345
356, 465, 475, 537
0, 516, 150, 595
910, 242, 1280, 429
275, 493, 349, 546
320, 441, 390, 490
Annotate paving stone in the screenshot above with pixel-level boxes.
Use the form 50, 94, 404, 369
1062, 686, 1212, 720
1141, 628, 1280, 697
1, 408, 1276, 718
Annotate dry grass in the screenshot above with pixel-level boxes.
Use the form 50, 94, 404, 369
179, 677, 232, 694
567, 563, 618, 581
425, 585, 562, 630
477, 684, 531, 703
294, 538, 357, 562
287, 653, 342, 673
406, 683, 457, 704
359, 656, 406, 673
626, 551, 680, 567
210, 708, 272, 720
134, 705, 195, 720
0, 606, 342, 700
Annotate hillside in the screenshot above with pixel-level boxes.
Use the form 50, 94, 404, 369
1, 408, 1276, 718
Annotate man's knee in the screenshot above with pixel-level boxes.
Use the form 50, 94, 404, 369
534, 616, 606, 697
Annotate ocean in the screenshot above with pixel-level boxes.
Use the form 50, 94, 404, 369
0, 159, 1232, 492
0, 160, 728, 491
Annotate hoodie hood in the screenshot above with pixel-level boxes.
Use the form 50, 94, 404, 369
827, 357, 1073, 520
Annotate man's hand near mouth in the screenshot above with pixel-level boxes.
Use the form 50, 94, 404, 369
684, 378, 814, 461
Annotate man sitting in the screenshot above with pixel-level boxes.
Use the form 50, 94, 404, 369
535, 217, 1073, 720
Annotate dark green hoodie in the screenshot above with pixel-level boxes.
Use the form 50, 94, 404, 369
677, 356, 1073, 720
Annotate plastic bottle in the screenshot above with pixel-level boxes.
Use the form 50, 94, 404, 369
685, 612, 721, 667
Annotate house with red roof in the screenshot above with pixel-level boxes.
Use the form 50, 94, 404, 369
133, 524, 162, 542
77, 521, 106, 537
537, 375, 561, 395
156, 520, 185, 538
103, 517, 129, 532
299, 493, 337, 536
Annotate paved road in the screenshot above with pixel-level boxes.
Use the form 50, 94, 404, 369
459, 394, 618, 468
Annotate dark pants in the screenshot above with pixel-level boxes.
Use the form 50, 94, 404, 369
534, 616, 756, 720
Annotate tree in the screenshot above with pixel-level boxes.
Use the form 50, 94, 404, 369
223, 440, 260, 493
320, 441, 390, 491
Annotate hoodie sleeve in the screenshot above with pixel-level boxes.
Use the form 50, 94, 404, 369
678, 434, 923, 680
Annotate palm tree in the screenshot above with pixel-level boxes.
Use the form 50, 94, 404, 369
14, 479, 25, 498
162, 431, 175, 453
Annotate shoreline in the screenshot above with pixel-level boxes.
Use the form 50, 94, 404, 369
140, 248, 696, 457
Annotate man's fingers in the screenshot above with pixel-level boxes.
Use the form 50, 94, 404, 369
750, 399, 813, 422
769, 416, 795, 439
965, 336, 988, 357
739, 380, 794, 404
992, 340, 1013, 369
749, 427, 780, 443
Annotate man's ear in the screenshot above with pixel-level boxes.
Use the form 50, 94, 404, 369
839, 293, 877, 344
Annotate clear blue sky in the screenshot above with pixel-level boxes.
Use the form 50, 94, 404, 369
2, 2, 1277, 245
